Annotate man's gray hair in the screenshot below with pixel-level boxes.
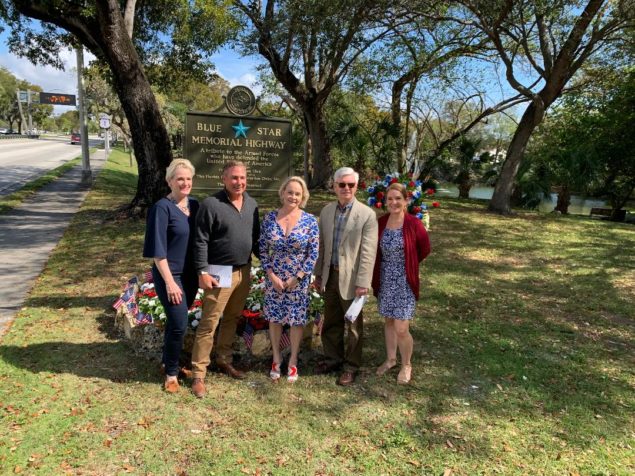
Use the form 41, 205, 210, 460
333, 167, 359, 184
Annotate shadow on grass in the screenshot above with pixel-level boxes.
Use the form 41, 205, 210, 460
0, 340, 159, 383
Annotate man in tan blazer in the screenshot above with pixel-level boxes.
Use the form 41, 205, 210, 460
314, 167, 378, 385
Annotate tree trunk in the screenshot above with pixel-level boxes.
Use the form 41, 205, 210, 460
305, 101, 332, 188
95, 2, 171, 211
554, 185, 571, 214
458, 182, 471, 199
13, 0, 172, 213
456, 169, 471, 199
488, 100, 545, 214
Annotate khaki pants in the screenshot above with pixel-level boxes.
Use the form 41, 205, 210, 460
191, 264, 251, 378
321, 267, 364, 372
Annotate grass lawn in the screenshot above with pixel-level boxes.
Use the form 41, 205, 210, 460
0, 149, 633, 475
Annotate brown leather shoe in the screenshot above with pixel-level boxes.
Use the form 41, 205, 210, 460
164, 378, 180, 393
216, 362, 246, 380
191, 378, 206, 398
337, 371, 357, 386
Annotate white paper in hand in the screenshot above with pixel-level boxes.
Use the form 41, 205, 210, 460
208, 264, 232, 288
344, 295, 367, 322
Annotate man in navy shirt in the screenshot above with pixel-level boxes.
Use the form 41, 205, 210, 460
190, 161, 260, 398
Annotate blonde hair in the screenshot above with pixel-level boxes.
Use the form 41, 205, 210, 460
278, 176, 310, 208
166, 159, 195, 181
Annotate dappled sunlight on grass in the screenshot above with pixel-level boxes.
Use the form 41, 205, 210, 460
0, 154, 633, 474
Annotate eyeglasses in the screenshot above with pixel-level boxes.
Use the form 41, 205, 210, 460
337, 182, 356, 189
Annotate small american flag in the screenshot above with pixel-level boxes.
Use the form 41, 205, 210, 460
113, 276, 138, 310
136, 311, 152, 325
279, 329, 291, 350
144, 269, 153, 283
242, 322, 254, 350
127, 301, 138, 315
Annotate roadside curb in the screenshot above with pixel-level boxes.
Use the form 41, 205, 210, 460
0, 149, 108, 340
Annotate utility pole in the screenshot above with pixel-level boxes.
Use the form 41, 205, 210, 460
26, 89, 33, 134
76, 46, 91, 183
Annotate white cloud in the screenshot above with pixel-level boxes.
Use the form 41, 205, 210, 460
211, 47, 264, 96
1, 47, 96, 114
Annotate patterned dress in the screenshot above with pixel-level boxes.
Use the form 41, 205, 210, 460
378, 227, 416, 320
259, 210, 319, 326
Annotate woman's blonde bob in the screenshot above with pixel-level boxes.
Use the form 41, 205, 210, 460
278, 176, 310, 208
166, 159, 195, 182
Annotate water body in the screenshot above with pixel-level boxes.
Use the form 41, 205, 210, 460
436, 184, 607, 216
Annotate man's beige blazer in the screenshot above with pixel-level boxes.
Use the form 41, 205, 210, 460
315, 199, 378, 300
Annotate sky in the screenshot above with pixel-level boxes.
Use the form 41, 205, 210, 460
0, 30, 262, 115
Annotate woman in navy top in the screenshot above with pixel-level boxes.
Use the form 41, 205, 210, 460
143, 159, 199, 393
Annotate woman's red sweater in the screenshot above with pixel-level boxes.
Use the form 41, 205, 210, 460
371, 213, 431, 300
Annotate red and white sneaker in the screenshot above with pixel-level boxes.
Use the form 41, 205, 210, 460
287, 365, 298, 383
270, 361, 281, 381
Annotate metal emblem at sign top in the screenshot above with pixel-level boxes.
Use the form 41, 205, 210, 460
226, 86, 257, 116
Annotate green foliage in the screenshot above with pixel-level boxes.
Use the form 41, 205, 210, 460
0, 67, 53, 131
327, 88, 398, 175
525, 66, 635, 213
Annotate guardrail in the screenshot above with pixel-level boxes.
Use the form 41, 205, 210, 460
0, 134, 40, 139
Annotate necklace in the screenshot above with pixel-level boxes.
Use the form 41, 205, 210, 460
168, 194, 189, 214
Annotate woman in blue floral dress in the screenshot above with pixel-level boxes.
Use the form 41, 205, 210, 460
259, 176, 319, 382
371, 183, 430, 385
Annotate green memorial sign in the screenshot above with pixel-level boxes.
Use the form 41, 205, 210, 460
184, 109, 292, 195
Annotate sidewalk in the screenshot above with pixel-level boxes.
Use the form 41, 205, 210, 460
0, 150, 107, 339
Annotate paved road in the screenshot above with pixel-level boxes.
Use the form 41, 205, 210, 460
0, 136, 101, 195
0, 149, 107, 339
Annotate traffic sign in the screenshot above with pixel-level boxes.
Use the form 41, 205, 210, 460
99, 116, 111, 129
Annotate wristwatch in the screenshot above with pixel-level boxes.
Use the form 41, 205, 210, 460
199, 270, 209, 276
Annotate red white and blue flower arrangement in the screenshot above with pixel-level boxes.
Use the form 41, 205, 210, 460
119, 266, 325, 350
360, 172, 439, 229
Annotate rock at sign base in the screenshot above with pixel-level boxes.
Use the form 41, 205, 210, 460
250, 332, 272, 357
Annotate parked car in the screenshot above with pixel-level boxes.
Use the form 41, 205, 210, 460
70, 132, 81, 144
1, 128, 16, 135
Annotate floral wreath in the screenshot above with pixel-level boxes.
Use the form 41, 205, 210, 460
360, 172, 439, 229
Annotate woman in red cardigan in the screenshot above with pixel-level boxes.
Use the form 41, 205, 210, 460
371, 183, 431, 384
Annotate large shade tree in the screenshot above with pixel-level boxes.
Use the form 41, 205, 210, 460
2, 0, 234, 212
448, 0, 633, 214
234, 0, 396, 187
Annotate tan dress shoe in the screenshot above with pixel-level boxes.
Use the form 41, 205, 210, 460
337, 371, 357, 386
164, 378, 180, 393
191, 378, 206, 398
397, 365, 412, 385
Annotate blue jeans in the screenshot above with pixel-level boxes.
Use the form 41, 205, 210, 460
152, 267, 198, 377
